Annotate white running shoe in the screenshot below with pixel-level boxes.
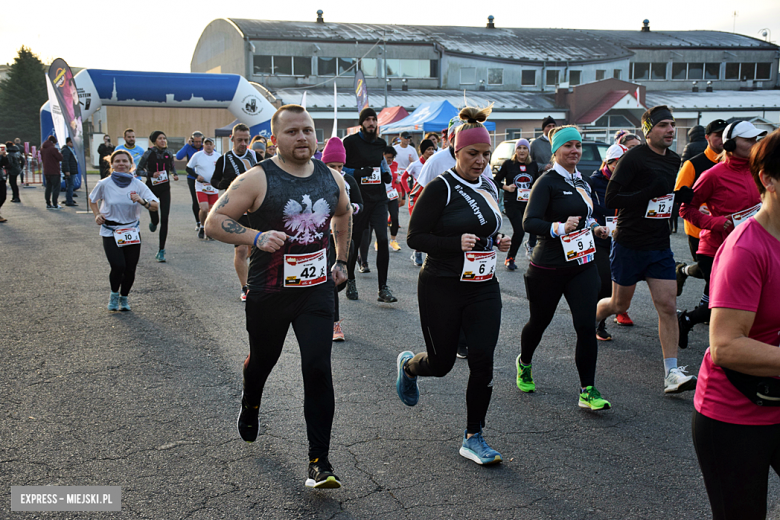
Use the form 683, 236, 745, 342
664, 366, 697, 394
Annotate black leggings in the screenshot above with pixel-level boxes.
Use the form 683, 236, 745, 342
0, 179, 5, 210
504, 202, 526, 259
595, 243, 612, 301
102, 237, 141, 296
348, 201, 389, 288
685, 236, 704, 279
406, 270, 501, 434
388, 199, 400, 236
8, 173, 19, 200
692, 410, 780, 520
686, 254, 713, 325
521, 262, 600, 388
243, 282, 335, 460
149, 187, 171, 250
187, 177, 200, 225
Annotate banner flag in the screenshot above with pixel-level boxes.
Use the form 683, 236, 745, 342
354, 71, 369, 112
47, 58, 86, 190
331, 82, 338, 139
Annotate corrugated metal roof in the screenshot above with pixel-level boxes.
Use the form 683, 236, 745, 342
273, 88, 558, 111
646, 90, 780, 110
229, 19, 777, 63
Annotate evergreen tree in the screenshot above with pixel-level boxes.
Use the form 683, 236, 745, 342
0, 47, 48, 145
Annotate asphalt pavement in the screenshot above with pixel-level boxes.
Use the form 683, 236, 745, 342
2, 180, 779, 519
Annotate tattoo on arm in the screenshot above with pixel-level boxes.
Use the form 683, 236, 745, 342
230, 177, 247, 191
256, 233, 269, 248
221, 218, 248, 234
215, 194, 229, 210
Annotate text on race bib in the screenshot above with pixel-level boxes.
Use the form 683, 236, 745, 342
201, 184, 217, 194
151, 170, 169, 186
560, 228, 596, 264
605, 216, 617, 237
516, 189, 531, 202
113, 227, 140, 247
731, 203, 762, 227
361, 167, 382, 185
645, 193, 674, 219
461, 251, 496, 282
386, 183, 399, 200
283, 249, 327, 287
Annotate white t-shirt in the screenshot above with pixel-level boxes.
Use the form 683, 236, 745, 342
393, 144, 419, 172
187, 150, 218, 192
89, 177, 159, 237
405, 159, 425, 182
417, 147, 493, 187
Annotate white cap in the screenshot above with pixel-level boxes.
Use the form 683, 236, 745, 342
724, 121, 767, 142
606, 143, 627, 162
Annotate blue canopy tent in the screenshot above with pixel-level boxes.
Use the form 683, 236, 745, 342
380, 100, 496, 135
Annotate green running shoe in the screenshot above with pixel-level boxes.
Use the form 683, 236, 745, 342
578, 386, 611, 411
516, 355, 535, 393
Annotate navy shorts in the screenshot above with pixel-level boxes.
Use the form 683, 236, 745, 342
610, 241, 676, 287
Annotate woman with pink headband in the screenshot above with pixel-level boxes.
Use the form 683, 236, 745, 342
395, 106, 511, 466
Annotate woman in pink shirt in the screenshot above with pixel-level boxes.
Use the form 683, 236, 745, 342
691, 128, 780, 520
677, 121, 765, 349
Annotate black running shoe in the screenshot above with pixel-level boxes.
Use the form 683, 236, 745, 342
305, 457, 342, 489
237, 396, 259, 442
346, 280, 358, 300
198, 227, 205, 240
596, 320, 612, 341
358, 263, 371, 273
675, 262, 688, 297
456, 344, 468, 359
677, 310, 693, 349
377, 285, 397, 303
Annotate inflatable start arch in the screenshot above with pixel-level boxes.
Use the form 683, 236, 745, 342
40, 69, 277, 143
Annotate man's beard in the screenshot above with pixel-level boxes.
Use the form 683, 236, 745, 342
361, 125, 377, 138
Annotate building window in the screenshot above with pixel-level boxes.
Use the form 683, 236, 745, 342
596, 70, 606, 81
275, 56, 292, 75
757, 63, 772, 80
316, 129, 324, 143
688, 63, 704, 80
400, 59, 419, 78
317, 57, 337, 76
460, 67, 476, 84
546, 69, 559, 86
632, 63, 649, 80
613, 69, 622, 79
384, 59, 434, 78
672, 63, 687, 80
360, 58, 377, 77
569, 70, 581, 85
505, 128, 522, 139
741, 63, 756, 81
651, 63, 666, 80
295, 57, 312, 76
705, 63, 719, 80
430, 60, 439, 78
253, 56, 272, 75
521, 70, 536, 86
253, 55, 311, 76
337, 58, 355, 76
725, 63, 740, 80
488, 68, 503, 85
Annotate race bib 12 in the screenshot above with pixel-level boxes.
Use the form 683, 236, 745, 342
645, 193, 674, 219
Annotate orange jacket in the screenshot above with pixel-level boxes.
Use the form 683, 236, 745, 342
675, 146, 720, 238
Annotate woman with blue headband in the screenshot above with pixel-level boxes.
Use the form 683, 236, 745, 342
516, 125, 612, 411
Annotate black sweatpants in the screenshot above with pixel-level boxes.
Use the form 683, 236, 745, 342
148, 187, 171, 250
348, 200, 389, 288
8, 173, 19, 200
187, 177, 200, 225
243, 282, 335, 460
595, 243, 612, 301
102, 237, 141, 296
406, 270, 502, 434
685, 235, 704, 279
388, 198, 400, 237
686, 254, 713, 325
44, 175, 60, 205
504, 202, 527, 260
692, 410, 780, 520
0, 179, 5, 210
521, 262, 600, 388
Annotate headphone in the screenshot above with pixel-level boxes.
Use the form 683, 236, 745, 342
723, 122, 740, 153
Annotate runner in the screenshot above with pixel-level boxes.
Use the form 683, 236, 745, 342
674, 119, 727, 303
516, 125, 612, 410
177, 131, 205, 233
205, 104, 352, 489
210, 124, 258, 301
691, 129, 780, 520
137, 131, 178, 262
588, 143, 628, 341
383, 146, 404, 252
186, 137, 219, 240
89, 150, 159, 311
397, 105, 511, 465
595, 105, 697, 394
321, 137, 363, 342
493, 138, 539, 271
343, 107, 397, 303
678, 121, 764, 348
115, 129, 145, 175
402, 139, 436, 267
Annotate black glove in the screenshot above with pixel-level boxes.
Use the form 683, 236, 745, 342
674, 185, 694, 204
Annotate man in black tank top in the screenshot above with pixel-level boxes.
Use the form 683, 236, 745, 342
205, 105, 353, 490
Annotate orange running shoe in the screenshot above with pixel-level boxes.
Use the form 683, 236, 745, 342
333, 321, 345, 342
614, 312, 634, 326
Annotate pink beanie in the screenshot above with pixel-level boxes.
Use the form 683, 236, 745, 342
321, 137, 346, 164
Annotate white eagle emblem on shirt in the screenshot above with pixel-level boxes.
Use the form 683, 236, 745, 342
283, 194, 331, 244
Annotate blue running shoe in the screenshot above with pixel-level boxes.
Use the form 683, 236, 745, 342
107, 291, 120, 311
459, 430, 502, 465
396, 351, 419, 406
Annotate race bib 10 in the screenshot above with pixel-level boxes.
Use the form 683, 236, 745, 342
461, 251, 496, 282
645, 193, 674, 219
361, 167, 382, 185
561, 228, 596, 263
731, 203, 762, 227
114, 227, 140, 247
283, 249, 327, 287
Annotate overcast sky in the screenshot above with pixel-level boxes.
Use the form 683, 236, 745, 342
6, 0, 778, 72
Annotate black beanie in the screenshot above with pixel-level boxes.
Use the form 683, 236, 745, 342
359, 107, 377, 126
149, 130, 166, 145
541, 116, 556, 129
418, 139, 435, 155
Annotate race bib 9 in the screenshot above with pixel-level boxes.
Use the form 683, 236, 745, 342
645, 193, 674, 219
461, 251, 496, 282
361, 167, 382, 185
151, 170, 169, 186
114, 227, 140, 247
283, 249, 327, 287
731, 203, 761, 227
560, 228, 596, 264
